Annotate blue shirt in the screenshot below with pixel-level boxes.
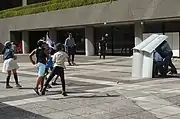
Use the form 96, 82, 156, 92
3, 48, 14, 60
154, 52, 163, 62
46, 58, 53, 69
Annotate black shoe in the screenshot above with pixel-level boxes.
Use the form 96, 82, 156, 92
6, 85, 13, 89
16, 84, 22, 88
51, 82, 59, 86
33, 88, 40, 95
41, 89, 46, 95
62, 92, 68, 96
72, 62, 76, 66
47, 84, 52, 88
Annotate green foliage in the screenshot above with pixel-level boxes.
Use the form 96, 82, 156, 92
0, 0, 116, 19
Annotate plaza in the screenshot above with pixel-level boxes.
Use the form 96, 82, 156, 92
0, 56, 180, 119
1, 0, 180, 119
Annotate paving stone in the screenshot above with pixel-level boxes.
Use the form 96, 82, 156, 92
43, 111, 76, 119
135, 101, 170, 110
67, 106, 104, 116
132, 95, 173, 105
16, 103, 58, 115
115, 111, 158, 119
37, 101, 80, 111
83, 111, 120, 119
149, 105, 180, 118
91, 100, 144, 117
0, 105, 49, 119
163, 113, 180, 119
166, 95, 180, 106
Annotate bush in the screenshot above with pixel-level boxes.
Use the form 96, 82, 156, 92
0, 0, 116, 19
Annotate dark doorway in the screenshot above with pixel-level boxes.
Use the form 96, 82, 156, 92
57, 28, 85, 55
94, 24, 134, 56
29, 31, 47, 52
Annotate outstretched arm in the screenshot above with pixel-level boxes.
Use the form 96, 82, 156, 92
29, 49, 36, 65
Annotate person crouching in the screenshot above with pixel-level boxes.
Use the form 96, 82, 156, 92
153, 51, 166, 78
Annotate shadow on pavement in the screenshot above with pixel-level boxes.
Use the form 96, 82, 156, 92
0, 102, 50, 119
49, 94, 120, 100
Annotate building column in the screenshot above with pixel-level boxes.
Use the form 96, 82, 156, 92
134, 22, 144, 46
85, 27, 94, 56
49, 28, 57, 43
22, 31, 29, 54
22, 0, 27, 6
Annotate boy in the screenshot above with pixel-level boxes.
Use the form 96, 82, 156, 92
42, 43, 69, 96
45, 56, 60, 88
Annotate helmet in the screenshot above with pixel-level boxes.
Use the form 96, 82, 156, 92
4, 41, 11, 47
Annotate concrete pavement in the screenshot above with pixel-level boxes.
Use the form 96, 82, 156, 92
0, 56, 180, 118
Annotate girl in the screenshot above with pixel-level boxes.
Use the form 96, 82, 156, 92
29, 40, 48, 95
2, 41, 21, 88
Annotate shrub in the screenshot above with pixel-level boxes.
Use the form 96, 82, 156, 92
0, 0, 116, 19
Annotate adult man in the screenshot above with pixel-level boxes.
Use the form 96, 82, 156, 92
98, 36, 107, 59
64, 33, 76, 65
156, 40, 177, 74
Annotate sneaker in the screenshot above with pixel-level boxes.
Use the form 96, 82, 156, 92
47, 84, 52, 89
6, 85, 13, 89
51, 82, 59, 86
33, 88, 40, 95
62, 92, 68, 96
16, 84, 22, 88
41, 89, 46, 95
72, 62, 76, 66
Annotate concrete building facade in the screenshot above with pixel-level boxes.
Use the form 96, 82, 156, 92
1, 0, 180, 56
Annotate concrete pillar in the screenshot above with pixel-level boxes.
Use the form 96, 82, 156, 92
49, 28, 57, 43
135, 22, 144, 46
22, 31, 29, 54
85, 27, 94, 56
22, 0, 27, 6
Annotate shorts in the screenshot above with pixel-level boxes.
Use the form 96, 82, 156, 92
36, 63, 46, 77
2, 58, 19, 72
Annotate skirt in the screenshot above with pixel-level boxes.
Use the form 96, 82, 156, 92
2, 58, 19, 72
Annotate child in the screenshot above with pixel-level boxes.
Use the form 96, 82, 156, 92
29, 40, 49, 95
2, 41, 21, 88
45, 56, 59, 88
42, 43, 69, 96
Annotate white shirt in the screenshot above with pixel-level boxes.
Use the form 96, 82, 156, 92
46, 35, 56, 50
52, 51, 68, 68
